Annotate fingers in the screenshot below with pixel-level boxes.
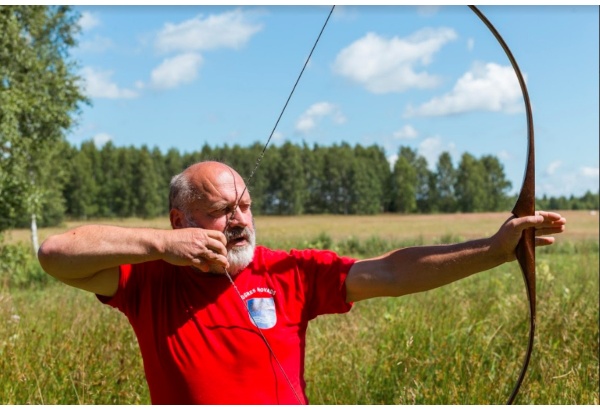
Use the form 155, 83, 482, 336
513, 211, 566, 233
535, 236, 556, 247
194, 229, 232, 273
535, 226, 565, 237
204, 233, 228, 257
190, 252, 228, 274
536, 210, 565, 222
191, 235, 229, 271
164, 228, 231, 272
518, 211, 566, 248
491, 210, 566, 261
535, 211, 566, 235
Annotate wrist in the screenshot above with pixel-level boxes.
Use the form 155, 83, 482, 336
139, 228, 168, 261
488, 233, 514, 264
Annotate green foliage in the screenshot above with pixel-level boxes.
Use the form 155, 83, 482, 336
303, 232, 334, 250
391, 147, 419, 213
455, 153, 487, 212
435, 151, 457, 213
55, 141, 598, 221
480, 155, 513, 211
0, 238, 48, 289
537, 190, 600, 211
0, 6, 87, 232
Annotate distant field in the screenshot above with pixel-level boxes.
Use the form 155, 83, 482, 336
4, 210, 597, 246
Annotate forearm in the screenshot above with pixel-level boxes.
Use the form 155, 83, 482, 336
347, 237, 507, 301
38, 225, 165, 280
382, 237, 506, 295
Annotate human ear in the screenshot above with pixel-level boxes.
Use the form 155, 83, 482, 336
169, 208, 186, 229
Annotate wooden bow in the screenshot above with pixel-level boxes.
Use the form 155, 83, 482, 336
468, 5, 536, 405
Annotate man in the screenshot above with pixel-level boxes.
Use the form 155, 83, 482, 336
38, 161, 566, 404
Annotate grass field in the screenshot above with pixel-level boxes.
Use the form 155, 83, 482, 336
1, 211, 598, 404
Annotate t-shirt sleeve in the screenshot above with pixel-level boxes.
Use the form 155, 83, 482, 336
96, 264, 141, 319
291, 248, 356, 320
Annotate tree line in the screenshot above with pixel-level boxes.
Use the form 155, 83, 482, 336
2, 139, 593, 229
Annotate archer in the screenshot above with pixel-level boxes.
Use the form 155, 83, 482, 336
38, 160, 566, 404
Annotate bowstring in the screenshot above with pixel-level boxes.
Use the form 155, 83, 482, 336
221, 5, 336, 404
236, 5, 336, 205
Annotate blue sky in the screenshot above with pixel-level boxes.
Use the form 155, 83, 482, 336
69, 5, 599, 198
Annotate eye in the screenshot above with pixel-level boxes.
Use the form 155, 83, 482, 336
209, 207, 230, 218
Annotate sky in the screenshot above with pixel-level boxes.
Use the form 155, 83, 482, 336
67, 4, 599, 198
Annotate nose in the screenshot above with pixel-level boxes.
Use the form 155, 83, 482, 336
227, 205, 249, 228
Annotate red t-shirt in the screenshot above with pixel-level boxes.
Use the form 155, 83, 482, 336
98, 246, 355, 404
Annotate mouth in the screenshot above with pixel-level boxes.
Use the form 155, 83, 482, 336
226, 230, 249, 247
228, 237, 248, 247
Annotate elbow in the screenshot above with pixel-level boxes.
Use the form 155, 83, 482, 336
37, 237, 62, 277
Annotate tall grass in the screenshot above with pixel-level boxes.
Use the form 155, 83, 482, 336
304, 240, 599, 404
0, 286, 147, 404
0, 220, 597, 404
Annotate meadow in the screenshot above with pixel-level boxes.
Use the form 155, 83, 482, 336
0, 211, 598, 404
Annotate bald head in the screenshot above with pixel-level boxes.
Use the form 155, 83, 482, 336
169, 161, 248, 214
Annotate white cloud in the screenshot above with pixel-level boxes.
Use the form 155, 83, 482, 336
149, 52, 203, 90
546, 160, 562, 175
332, 28, 457, 94
404, 62, 523, 117
393, 125, 418, 140
581, 166, 599, 177
79, 67, 138, 99
418, 136, 456, 169
79, 11, 100, 31
155, 9, 263, 54
92, 132, 112, 148
295, 102, 346, 133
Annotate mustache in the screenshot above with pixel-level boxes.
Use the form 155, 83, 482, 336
225, 226, 252, 242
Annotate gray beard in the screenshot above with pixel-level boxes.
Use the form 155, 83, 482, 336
225, 226, 256, 275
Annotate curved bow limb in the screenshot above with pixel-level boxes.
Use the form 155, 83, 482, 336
468, 5, 536, 405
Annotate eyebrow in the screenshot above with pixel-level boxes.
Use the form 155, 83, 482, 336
208, 200, 230, 211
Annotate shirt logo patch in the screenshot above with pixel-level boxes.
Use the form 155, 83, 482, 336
246, 297, 277, 329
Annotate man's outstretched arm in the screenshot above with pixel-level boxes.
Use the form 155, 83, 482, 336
345, 211, 566, 303
38, 225, 229, 296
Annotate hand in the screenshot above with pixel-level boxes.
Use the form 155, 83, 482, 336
161, 228, 229, 273
492, 211, 566, 263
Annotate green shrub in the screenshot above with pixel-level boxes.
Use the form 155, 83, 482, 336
0, 238, 48, 289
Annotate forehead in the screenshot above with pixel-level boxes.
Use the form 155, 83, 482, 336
190, 165, 250, 205
211, 170, 248, 198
